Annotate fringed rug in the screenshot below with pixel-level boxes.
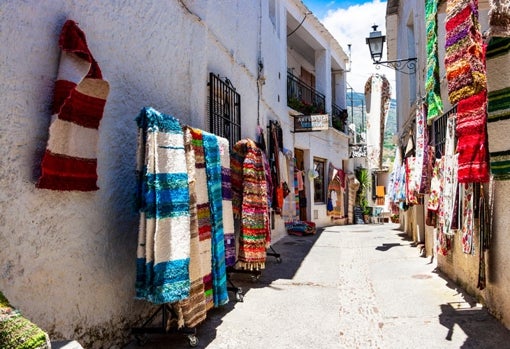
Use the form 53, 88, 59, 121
135, 107, 191, 304
444, 0, 486, 105
37, 20, 109, 191
174, 127, 207, 328
487, 37, 510, 180
203, 132, 229, 307
189, 128, 214, 311
231, 139, 270, 270
456, 91, 490, 183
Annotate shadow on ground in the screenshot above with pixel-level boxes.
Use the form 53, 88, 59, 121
125, 229, 324, 348
433, 268, 510, 348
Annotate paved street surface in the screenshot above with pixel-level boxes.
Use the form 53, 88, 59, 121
124, 223, 510, 349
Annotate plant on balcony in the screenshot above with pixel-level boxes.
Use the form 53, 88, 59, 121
288, 97, 324, 115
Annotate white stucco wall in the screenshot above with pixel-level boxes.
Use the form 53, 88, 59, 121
1, 0, 350, 346
294, 128, 350, 227
0, 0, 289, 347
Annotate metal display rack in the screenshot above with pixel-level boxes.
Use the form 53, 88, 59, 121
131, 304, 199, 347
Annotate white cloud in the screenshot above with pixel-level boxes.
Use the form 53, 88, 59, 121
320, 0, 395, 95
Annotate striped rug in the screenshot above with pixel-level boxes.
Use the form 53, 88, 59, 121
189, 128, 214, 311
174, 127, 207, 328
37, 20, 109, 191
231, 139, 270, 271
203, 132, 229, 307
135, 107, 191, 304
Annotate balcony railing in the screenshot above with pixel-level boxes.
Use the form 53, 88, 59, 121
287, 71, 348, 134
287, 72, 325, 115
331, 103, 348, 133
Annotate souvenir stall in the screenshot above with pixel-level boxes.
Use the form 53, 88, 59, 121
131, 106, 280, 345
326, 163, 346, 222
388, 0, 506, 292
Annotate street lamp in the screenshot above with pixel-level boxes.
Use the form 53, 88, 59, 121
366, 25, 417, 74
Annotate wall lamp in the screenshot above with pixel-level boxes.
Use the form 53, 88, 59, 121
366, 25, 417, 75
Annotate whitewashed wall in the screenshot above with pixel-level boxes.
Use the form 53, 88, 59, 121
294, 129, 350, 227
0, 0, 295, 347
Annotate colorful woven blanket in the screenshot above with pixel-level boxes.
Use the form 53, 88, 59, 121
203, 132, 229, 307
444, 0, 486, 104
37, 20, 109, 191
487, 37, 510, 180
426, 0, 443, 121
231, 139, 270, 270
174, 127, 207, 328
135, 107, 191, 304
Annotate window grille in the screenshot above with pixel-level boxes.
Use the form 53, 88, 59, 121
431, 105, 456, 158
208, 73, 241, 149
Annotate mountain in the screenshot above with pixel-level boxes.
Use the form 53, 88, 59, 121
346, 91, 397, 165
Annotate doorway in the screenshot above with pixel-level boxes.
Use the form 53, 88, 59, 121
294, 148, 307, 221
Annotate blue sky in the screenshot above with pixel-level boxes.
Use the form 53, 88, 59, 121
303, 0, 370, 19
301, 0, 394, 94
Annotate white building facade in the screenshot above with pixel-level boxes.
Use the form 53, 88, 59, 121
0, 0, 351, 346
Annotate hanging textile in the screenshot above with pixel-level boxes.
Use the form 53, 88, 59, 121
488, 0, 510, 37
487, 37, 510, 180
135, 107, 190, 304
189, 128, 214, 311
268, 121, 289, 213
440, 117, 459, 237
461, 183, 475, 254
364, 74, 391, 169
219, 137, 236, 268
37, 20, 109, 191
327, 163, 345, 218
444, 0, 486, 105
405, 157, 420, 205
388, 146, 402, 204
175, 127, 207, 328
231, 139, 270, 270
456, 90, 490, 183
426, 157, 442, 227
415, 103, 429, 194
203, 132, 229, 307
425, 0, 443, 121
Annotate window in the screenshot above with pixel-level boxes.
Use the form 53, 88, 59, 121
431, 105, 456, 158
313, 158, 326, 203
208, 73, 241, 149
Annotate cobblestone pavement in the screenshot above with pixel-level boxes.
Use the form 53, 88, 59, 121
124, 223, 510, 349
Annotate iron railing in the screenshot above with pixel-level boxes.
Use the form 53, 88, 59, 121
287, 72, 325, 115
331, 103, 348, 133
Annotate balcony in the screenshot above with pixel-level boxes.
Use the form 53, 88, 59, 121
331, 103, 348, 133
287, 72, 325, 115
287, 72, 347, 134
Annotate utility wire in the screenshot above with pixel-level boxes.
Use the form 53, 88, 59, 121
287, 12, 311, 38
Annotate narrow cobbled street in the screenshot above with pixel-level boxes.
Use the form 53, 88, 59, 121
125, 223, 510, 349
